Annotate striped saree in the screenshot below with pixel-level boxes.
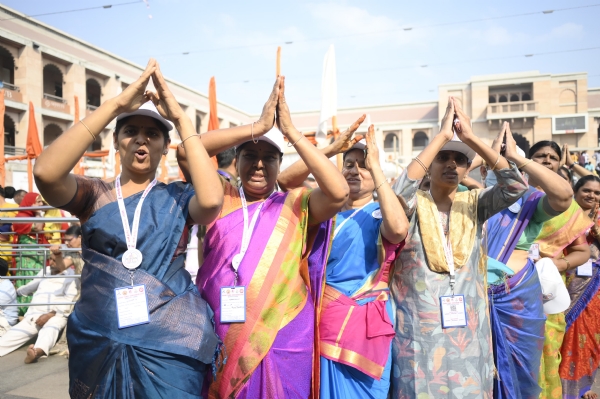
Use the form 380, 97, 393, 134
197, 184, 332, 399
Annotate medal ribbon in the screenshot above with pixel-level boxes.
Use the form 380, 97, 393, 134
115, 174, 157, 259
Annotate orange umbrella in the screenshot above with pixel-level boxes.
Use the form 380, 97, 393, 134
26, 102, 42, 191
0, 90, 5, 186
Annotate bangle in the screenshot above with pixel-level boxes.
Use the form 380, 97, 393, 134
490, 154, 500, 171
517, 159, 533, 170
287, 135, 304, 147
179, 134, 200, 147
251, 122, 258, 144
374, 180, 386, 191
413, 157, 428, 174
80, 120, 95, 141
562, 255, 571, 269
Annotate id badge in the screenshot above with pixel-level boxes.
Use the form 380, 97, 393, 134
220, 286, 246, 323
528, 243, 540, 260
440, 295, 467, 328
114, 284, 150, 329
577, 259, 594, 277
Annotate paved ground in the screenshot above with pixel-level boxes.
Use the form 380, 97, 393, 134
0, 343, 599, 398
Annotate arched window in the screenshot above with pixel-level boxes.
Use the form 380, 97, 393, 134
86, 78, 101, 107
489, 95, 496, 103
43, 64, 63, 98
559, 89, 576, 104
0, 46, 15, 84
43, 123, 63, 146
510, 94, 520, 102
511, 132, 530, 156
498, 95, 508, 103
521, 93, 531, 101
413, 131, 429, 151
384, 132, 399, 152
3, 115, 15, 146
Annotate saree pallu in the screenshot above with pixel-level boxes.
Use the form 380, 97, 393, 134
559, 265, 600, 399
69, 248, 219, 399
197, 187, 332, 399
488, 261, 546, 399
14, 235, 44, 315
319, 202, 402, 399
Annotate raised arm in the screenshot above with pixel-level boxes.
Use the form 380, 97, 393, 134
364, 125, 408, 244
34, 59, 158, 207
277, 115, 365, 191
147, 63, 223, 225
501, 122, 573, 213
563, 143, 592, 178
276, 77, 348, 223
176, 78, 280, 180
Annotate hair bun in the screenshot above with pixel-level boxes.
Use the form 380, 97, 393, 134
3, 186, 15, 199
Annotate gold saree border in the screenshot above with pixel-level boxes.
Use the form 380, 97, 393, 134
320, 342, 386, 380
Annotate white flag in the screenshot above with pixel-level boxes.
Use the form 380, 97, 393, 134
317, 45, 337, 146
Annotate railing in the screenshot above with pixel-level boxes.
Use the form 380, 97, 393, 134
487, 100, 538, 115
43, 93, 67, 103
0, 81, 19, 91
86, 104, 98, 111
4, 145, 26, 156
0, 207, 81, 307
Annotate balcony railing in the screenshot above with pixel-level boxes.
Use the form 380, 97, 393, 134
488, 101, 537, 114
86, 104, 98, 111
0, 82, 19, 92
43, 93, 67, 103
4, 146, 26, 156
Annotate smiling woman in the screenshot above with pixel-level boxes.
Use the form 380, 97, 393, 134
32, 59, 223, 399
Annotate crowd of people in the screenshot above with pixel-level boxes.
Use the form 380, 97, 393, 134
0, 57, 597, 399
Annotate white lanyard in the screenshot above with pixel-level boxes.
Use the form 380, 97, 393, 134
115, 174, 157, 272
430, 192, 456, 295
231, 188, 270, 284
333, 200, 374, 238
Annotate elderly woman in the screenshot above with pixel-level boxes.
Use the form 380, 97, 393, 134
278, 120, 408, 398
560, 175, 600, 399
179, 77, 349, 399
390, 98, 528, 398
33, 59, 223, 399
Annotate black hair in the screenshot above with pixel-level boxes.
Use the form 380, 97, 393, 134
573, 174, 600, 194
235, 141, 283, 160
114, 115, 170, 144
0, 257, 7, 276
342, 148, 364, 161
558, 166, 573, 185
529, 140, 561, 160
216, 148, 236, 169
3, 186, 15, 199
66, 225, 82, 237
14, 189, 26, 198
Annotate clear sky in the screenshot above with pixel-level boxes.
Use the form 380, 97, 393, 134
3, 0, 599, 114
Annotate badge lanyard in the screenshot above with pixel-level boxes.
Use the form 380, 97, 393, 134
231, 187, 271, 286
333, 200, 374, 239
430, 191, 456, 296
115, 174, 157, 286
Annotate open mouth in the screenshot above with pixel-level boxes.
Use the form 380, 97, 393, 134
134, 149, 148, 161
249, 173, 265, 182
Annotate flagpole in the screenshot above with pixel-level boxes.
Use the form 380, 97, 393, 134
276, 46, 281, 76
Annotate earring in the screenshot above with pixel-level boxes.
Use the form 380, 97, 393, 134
163, 151, 168, 155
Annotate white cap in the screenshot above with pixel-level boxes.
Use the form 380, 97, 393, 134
346, 139, 366, 152
440, 134, 476, 161
242, 128, 285, 153
116, 101, 173, 132
535, 257, 571, 315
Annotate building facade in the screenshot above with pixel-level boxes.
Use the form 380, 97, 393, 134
0, 4, 599, 185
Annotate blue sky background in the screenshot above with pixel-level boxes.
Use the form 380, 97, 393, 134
3, 0, 599, 114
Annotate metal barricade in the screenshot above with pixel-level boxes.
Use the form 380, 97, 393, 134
0, 206, 81, 307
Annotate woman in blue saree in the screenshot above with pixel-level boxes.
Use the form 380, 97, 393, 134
483, 123, 578, 399
33, 59, 225, 399
278, 123, 408, 398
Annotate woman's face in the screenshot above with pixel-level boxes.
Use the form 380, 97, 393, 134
342, 149, 374, 198
429, 151, 469, 189
113, 116, 169, 177
35, 196, 44, 207
575, 181, 600, 211
531, 146, 560, 173
237, 141, 281, 199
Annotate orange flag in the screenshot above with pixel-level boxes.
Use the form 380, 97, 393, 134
26, 102, 42, 191
276, 46, 281, 76
207, 77, 219, 167
74, 95, 80, 124
0, 90, 5, 186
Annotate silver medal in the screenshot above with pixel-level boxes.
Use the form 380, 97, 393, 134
122, 248, 143, 270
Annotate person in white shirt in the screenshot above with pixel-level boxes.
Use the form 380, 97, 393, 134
0, 258, 18, 336
0, 254, 77, 363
